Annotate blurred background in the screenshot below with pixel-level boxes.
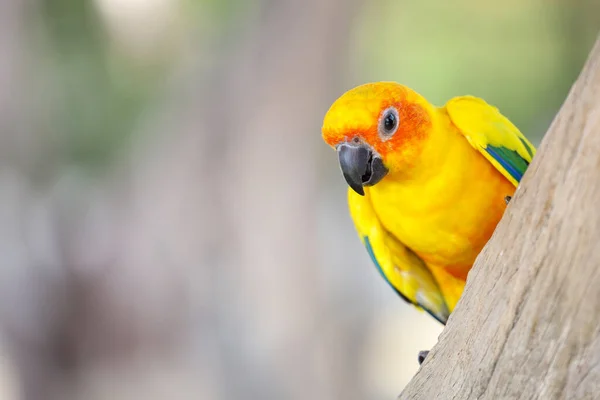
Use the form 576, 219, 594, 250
0, 0, 597, 399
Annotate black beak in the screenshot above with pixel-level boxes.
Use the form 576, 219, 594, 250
337, 143, 388, 196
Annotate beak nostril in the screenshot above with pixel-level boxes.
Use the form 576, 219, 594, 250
352, 137, 360, 144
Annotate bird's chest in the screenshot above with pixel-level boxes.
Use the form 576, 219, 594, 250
367, 170, 513, 272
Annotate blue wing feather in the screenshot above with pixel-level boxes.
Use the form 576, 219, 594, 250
485, 145, 528, 183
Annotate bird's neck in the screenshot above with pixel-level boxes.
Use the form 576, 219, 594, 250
383, 107, 458, 183
365, 109, 474, 214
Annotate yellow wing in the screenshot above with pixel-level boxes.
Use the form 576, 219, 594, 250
348, 189, 450, 324
445, 96, 536, 187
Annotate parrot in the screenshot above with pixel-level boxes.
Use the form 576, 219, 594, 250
321, 82, 535, 333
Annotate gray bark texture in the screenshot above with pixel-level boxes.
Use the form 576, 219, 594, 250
399, 35, 600, 400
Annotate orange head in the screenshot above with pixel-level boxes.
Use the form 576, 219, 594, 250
321, 82, 435, 195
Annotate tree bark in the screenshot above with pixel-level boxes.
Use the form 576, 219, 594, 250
399, 35, 600, 400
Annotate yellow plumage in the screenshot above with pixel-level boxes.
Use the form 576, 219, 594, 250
322, 82, 535, 323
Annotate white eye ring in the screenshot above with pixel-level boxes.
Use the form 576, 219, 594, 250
378, 107, 399, 140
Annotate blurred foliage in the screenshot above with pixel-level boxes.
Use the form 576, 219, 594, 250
32, 0, 270, 173
37, 0, 142, 170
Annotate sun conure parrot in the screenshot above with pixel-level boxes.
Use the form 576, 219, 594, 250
321, 82, 535, 327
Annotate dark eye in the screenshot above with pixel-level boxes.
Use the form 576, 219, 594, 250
384, 113, 396, 131
379, 107, 399, 138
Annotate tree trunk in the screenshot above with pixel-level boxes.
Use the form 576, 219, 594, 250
398, 35, 600, 400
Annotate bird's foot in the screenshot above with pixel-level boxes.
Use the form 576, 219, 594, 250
505, 195, 512, 205
418, 350, 429, 365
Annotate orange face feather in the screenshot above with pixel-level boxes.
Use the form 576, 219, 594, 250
321, 82, 433, 173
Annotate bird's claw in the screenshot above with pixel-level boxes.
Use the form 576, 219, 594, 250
418, 350, 429, 365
